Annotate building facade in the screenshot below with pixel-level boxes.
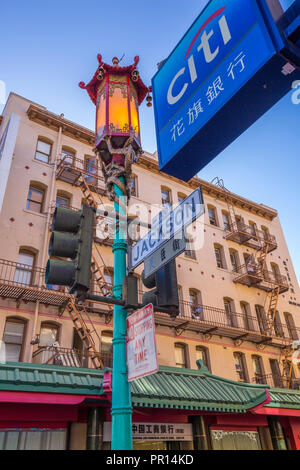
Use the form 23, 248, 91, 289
0, 93, 299, 450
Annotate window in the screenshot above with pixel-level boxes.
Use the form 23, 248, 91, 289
84, 155, 97, 184
177, 193, 186, 204
255, 305, 268, 335
271, 263, 281, 283
252, 355, 265, 383
161, 187, 172, 209
61, 147, 75, 165
240, 302, 251, 330
185, 235, 196, 260
39, 323, 59, 347
261, 226, 270, 241
189, 289, 203, 319
56, 195, 70, 208
103, 269, 113, 295
249, 221, 257, 238
174, 343, 188, 368
222, 211, 230, 231
284, 313, 298, 340
274, 311, 284, 338
229, 249, 239, 272
101, 331, 113, 368
214, 244, 226, 269
208, 206, 218, 226
35, 139, 52, 164
14, 250, 35, 286
0, 429, 67, 450
224, 298, 234, 327
196, 346, 210, 371
234, 352, 248, 382
26, 186, 44, 213
269, 359, 282, 387
130, 175, 138, 197
3, 318, 26, 362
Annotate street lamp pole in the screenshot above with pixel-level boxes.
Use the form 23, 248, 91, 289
79, 55, 152, 450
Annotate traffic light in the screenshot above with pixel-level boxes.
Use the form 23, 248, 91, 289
45, 205, 95, 296
141, 259, 179, 316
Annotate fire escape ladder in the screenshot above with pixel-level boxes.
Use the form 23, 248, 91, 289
78, 175, 99, 208
67, 300, 103, 369
266, 286, 280, 335
91, 249, 113, 297
279, 346, 294, 389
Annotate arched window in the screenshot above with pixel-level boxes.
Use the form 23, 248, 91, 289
284, 313, 298, 340
14, 248, 37, 286
270, 263, 281, 283
252, 355, 265, 384
177, 193, 187, 204
196, 346, 211, 371
174, 343, 189, 368
61, 146, 76, 165
26, 181, 47, 213
3, 317, 27, 362
101, 330, 113, 368
255, 305, 268, 335
39, 322, 60, 347
214, 243, 226, 269
189, 289, 203, 320
130, 174, 138, 197
248, 221, 258, 239
161, 186, 172, 209
208, 205, 218, 226
233, 352, 249, 382
229, 249, 240, 272
223, 297, 236, 327
222, 211, 230, 231
56, 190, 72, 209
261, 226, 270, 241
35, 137, 53, 164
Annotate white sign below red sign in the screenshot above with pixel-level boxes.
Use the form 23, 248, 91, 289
126, 304, 158, 382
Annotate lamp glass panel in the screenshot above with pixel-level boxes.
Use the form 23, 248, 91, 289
108, 82, 129, 134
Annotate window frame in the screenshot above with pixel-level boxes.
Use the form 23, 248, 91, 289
161, 186, 172, 209
35, 138, 52, 164
174, 342, 189, 369
3, 317, 27, 362
26, 186, 45, 213
208, 206, 218, 226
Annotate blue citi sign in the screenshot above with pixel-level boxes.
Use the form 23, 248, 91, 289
152, 0, 300, 181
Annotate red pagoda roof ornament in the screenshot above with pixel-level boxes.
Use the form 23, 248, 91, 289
79, 54, 151, 106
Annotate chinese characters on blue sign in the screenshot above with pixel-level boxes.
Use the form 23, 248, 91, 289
152, 0, 298, 181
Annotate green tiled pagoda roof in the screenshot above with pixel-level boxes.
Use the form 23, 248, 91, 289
0, 361, 299, 412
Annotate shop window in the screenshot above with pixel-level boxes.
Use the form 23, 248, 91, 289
214, 244, 226, 269
101, 331, 113, 368
14, 250, 36, 286
211, 430, 262, 450
39, 322, 60, 347
161, 187, 172, 209
0, 429, 67, 450
196, 346, 210, 371
208, 205, 218, 226
35, 138, 52, 164
233, 352, 248, 382
222, 211, 230, 231
189, 289, 203, 320
3, 317, 27, 362
26, 184, 45, 213
229, 249, 239, 272
61, 146, 76, 165
174, 343, 189, 368
284, 313, 298, 340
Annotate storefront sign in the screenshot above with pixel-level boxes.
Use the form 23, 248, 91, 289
126, 304, 158, 382
103, 422, 193, 442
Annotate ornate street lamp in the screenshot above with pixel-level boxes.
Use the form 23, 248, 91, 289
79, 55, 151, 450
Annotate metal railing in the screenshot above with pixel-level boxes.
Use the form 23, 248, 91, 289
56, 155, 105, 190
227, 222, 277, 246
32, 345, 113, 369
252, 374, 300, 390
234, 264, 289, 289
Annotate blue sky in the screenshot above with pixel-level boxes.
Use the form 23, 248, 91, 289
0, 0, 299, 283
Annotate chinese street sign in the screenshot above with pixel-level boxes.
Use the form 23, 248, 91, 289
103, 422, 193, 442
152, 0, 300, 181
144, 236, 186, 278
129, 187, 204, 270
126, 304, 158, 382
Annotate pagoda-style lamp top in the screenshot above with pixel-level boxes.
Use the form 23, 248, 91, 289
79, 54, 151, 164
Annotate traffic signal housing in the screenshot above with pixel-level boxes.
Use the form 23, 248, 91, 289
141, 259, 179, 316
45, 205, 95, 296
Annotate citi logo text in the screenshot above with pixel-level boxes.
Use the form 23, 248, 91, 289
167, 7, 232, 105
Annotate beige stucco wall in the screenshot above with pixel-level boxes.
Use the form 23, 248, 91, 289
0, 92, 299, 385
